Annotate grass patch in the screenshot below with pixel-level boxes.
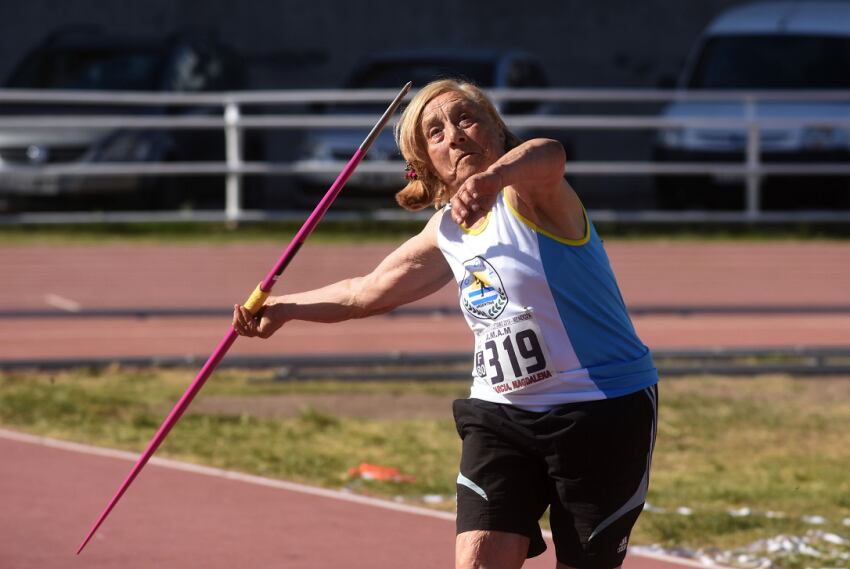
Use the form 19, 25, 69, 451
0, 369, 464, 502
2, 370, 849, 566
637, 376, 850, 553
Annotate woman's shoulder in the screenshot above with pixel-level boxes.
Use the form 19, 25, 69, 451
505, 180, 587, 242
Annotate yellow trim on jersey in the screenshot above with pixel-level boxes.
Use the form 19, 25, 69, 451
459, 210, 492, 235
504, 194, 590, 246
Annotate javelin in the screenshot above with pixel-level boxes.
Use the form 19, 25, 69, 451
76, 81, 412, 555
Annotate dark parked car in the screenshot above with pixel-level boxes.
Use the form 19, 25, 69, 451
0, 26, 263, 211
297, 49, 570, 209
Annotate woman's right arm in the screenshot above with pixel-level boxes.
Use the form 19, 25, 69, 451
232, 210, 453, 338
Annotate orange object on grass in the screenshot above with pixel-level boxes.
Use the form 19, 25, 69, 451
347, 463, 416, 483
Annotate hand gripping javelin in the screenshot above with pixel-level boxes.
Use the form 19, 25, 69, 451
76, 81, 412, 555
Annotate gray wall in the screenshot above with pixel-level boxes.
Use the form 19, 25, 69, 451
0, 0, 745, 89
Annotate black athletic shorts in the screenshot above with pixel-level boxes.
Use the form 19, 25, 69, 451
453, 385, 658, 569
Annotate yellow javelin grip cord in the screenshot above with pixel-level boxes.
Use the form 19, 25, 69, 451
242, 283, 270, 315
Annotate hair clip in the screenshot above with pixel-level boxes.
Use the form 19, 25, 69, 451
404, 162, 418, 180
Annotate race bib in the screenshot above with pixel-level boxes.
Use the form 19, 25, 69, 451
473, 308, 556, 395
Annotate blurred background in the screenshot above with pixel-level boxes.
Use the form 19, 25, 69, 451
1, 0, 848, 221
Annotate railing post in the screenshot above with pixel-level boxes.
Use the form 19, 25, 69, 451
224, 101, 242, 226
744, 96, 761, 218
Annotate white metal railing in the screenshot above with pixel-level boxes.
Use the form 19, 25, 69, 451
1, 87, 849, 224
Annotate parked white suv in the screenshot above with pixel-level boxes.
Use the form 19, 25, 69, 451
653, 1, 850, 210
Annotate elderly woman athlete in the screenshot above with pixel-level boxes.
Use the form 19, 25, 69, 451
233, 79, 658, 569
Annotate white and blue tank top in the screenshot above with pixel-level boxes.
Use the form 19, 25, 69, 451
437, 191, 658, 411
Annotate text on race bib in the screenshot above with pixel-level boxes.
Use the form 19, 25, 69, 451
473, 309, 555, 394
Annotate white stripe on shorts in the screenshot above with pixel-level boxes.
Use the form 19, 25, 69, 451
457, 472, 489, 501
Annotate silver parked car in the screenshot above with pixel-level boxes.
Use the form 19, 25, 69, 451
0, 26, 259, 212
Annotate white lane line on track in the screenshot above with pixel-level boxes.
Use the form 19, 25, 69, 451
0, 427, 454, 521
0, 427, 708, 568
44, 293, 82, 313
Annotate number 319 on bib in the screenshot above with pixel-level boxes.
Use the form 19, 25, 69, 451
479, 329, 547, 385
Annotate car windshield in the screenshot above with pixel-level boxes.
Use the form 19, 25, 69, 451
688, 34, 850, 89
7, 48, 163, 90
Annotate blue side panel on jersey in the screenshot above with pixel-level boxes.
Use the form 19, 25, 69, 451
537, 226, 658, 395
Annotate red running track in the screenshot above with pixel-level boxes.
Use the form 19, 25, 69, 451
0, 241, 849, 360
0, 429, 704, 569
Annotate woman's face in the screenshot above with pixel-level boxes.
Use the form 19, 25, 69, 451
420, 91, 505, 193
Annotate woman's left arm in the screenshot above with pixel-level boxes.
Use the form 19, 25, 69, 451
450, 138, 585, 239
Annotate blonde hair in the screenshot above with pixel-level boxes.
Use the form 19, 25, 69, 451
394, 79, 522, 211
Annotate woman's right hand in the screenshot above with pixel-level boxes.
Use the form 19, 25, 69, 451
232, 302, 285, 339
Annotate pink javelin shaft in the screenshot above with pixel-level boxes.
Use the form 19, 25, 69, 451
76, 81, 411, 555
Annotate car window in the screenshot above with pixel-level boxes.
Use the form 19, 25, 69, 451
688, 35, 850, 89
171, 47, 201, 91
7, 48, 163, 90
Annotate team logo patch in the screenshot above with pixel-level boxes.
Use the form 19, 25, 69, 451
460, 256, 507, 320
